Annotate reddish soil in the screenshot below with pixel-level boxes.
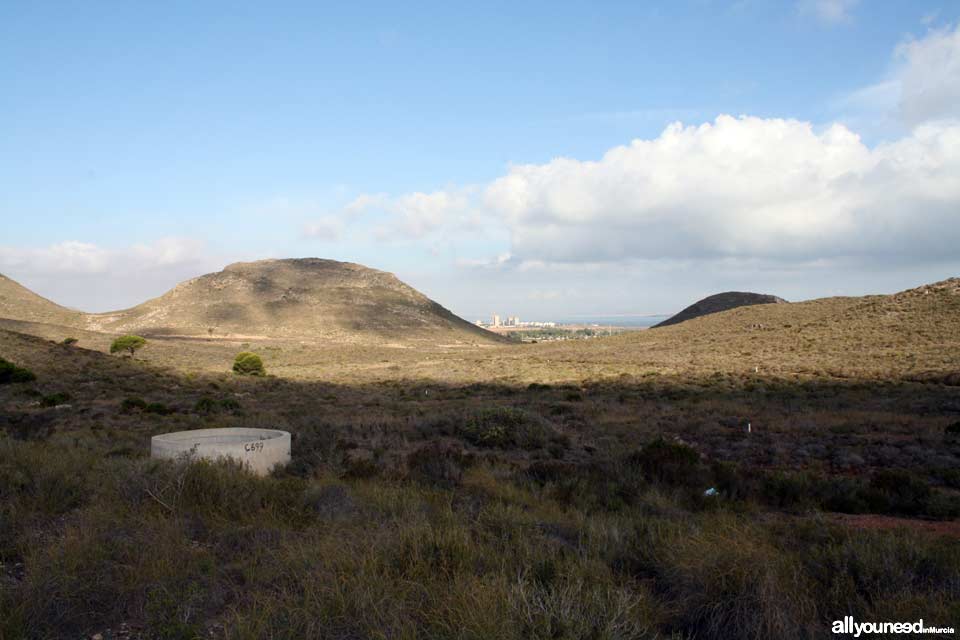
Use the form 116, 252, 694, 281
829, 513, 960, 538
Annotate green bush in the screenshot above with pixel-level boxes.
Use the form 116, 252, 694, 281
194, 396, 243, 414
863, 469, 932, 516
144, 402, 173, 415
193, 397, 218, 413
0, 357, 36, 384
628, 438, 704, 487
39, 392, 71, 408
110, 335, 146, 357
407, 441, 469, 487
233, 352, 265, 376
460, 407, 561, 450
62, 337, 78, 346
120, 397, 148, 413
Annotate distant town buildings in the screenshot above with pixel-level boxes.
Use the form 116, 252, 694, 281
476, 315, 556, 329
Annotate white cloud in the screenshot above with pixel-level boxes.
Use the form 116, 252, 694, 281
895, 24, 960, 126
0, 241, 110, 274
841, 23, 960, 129
344, 189, 476, 240
481, 115, 960, 264
303, 216, 344, 241
364, 113, 960, 271
455, 252, 513, 269
799, 0, 858, 25
0, 237, 221, 311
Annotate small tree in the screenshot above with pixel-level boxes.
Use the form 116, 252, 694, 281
110, 335, 146, 357
233, 352, 265, 376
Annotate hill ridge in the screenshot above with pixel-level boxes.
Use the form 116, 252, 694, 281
1, 259, 503, 345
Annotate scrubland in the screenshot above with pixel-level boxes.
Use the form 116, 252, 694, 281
2, 280, 960, 639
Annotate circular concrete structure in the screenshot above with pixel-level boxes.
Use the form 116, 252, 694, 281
151, 428, 291, 476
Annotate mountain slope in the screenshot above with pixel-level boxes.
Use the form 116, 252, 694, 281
0, 274, 84, 328
534, 277, 960, 381
653, 291, 787, 328
2, 260, 504, 345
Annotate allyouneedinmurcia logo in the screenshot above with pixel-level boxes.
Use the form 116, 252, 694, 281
832, 617, 955, 637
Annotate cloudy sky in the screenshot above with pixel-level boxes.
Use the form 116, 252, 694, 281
2, 1, 959, 319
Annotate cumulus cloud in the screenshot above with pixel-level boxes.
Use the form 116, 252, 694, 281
355, 113, 960, 269
895, 23, 960, 125
339, 189, 476, 240
0, 237, 221, 311
842, 23, 960, 128
798, 0, 858, 25
481, 115, 960, 264
352, 25, 960, 273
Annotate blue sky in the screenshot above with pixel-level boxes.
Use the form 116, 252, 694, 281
2, 1, 959, 317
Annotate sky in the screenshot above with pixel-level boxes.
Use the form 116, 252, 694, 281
2, 0, 959, 319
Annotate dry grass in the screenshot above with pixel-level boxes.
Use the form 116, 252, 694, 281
1, 279, 959, 638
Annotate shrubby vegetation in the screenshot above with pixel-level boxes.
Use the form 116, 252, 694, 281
1, 437, 958, 640
2, 324, 960, 638
0, 357, 35, 384
232, 352, 265, 376
110, 335, 146, 357
460, 406, 567, 450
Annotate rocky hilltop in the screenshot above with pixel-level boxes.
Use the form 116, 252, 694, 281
653, 291, 787, 328
1, 259, 503, 345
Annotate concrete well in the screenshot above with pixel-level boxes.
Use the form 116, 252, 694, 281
151, 427, 291, 476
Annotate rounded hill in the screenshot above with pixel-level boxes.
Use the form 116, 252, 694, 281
83, 258, 502, 344
653, 291, 787, 328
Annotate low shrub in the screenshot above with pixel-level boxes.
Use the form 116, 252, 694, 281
0, 357, 36, 384
863, 469, 932, 516
194, 396, 242, 415
934, 467, 960, 490
620, 516, 819, 639
233, 352, 266, 376
121, 397, 148, 413
543, 458, 647, 512
460, 407, 562, 450
144, 402, 174, 415
39, 392, 71, 407
193, 396, 217, 413
407, 441, 470, 487
628, 438, 704, 487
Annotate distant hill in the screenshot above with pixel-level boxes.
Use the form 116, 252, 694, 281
653, 291, 787, 328
541, 277, 960, 382
0, 259, 504, 345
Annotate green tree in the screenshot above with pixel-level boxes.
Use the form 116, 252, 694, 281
110, 335, 147, 357
233, 352, 265, 376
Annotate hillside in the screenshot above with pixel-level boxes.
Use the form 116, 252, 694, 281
0, 274, 84, 328
0, 260, 503, 345
653, 291, 787, 328
521, 277, 960, 382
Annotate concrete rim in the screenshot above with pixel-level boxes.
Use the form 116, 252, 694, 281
151, 427, 289, 445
